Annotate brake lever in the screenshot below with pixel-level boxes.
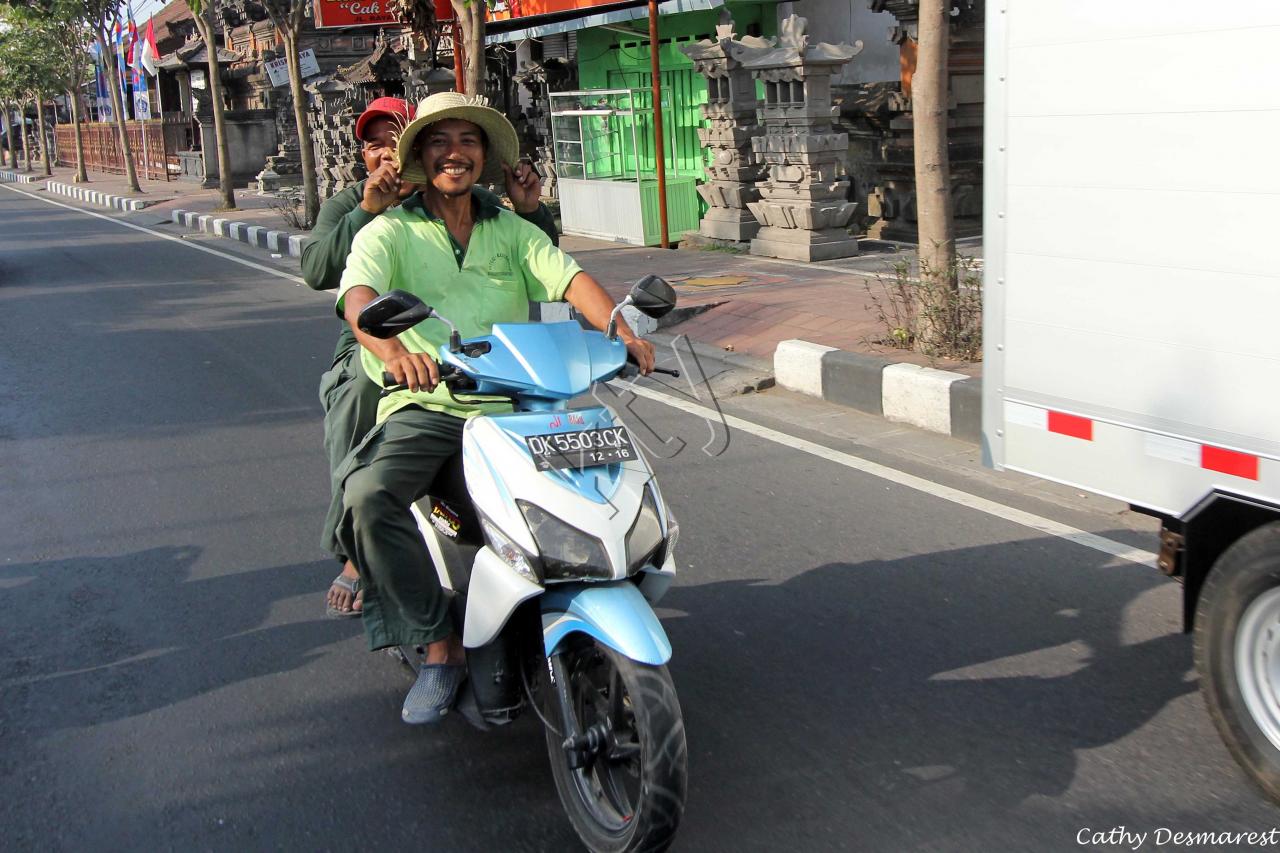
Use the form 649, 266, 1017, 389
624, 353, 680, 378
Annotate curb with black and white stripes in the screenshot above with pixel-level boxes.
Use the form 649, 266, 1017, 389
775, 339, 981, 443
0, 169, 41, 184
170, 208, 312, 259
45, 179, 153, 211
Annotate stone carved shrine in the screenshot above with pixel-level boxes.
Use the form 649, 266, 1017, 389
679, 13, 774, 245
737, 15, 862, 261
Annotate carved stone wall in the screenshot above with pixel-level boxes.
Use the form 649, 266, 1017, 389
514, 59, 575, 200
857, 0, 984, 242
741, 15, 863, 261
680, 13, 773, 245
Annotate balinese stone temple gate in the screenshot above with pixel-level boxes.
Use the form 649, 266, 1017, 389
740, 15, 862, 262
679, 13, 773, 246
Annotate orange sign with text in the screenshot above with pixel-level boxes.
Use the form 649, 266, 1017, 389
487, 0, 634, 23
312, 0, 404, 28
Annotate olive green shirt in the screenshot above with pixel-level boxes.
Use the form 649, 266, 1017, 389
338, 192, 582, 421
300, 181, 559, 366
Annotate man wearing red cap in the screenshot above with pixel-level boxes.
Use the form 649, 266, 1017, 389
302, 96, 557, 617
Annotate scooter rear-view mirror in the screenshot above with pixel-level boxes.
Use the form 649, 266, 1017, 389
359, 290, 432, 339
629, 275, 677, 319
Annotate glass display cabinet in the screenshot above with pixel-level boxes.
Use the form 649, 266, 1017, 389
549, 88, 699, 246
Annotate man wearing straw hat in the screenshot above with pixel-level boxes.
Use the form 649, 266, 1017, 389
334, 92, 656, 724
304, 96, 557, 620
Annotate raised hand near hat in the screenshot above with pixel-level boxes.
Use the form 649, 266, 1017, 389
360, 161, 404, 216
502, 161, 542, 215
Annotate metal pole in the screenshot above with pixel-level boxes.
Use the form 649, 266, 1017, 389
140, 114, 149, 180
648, 0, 669, 248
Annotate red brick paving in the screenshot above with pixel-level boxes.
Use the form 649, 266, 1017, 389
559, 234, 980, 374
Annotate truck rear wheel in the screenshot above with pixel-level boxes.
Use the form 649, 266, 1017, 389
1194, 521, 1280, 802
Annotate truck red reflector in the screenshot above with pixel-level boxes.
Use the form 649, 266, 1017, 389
1201, 446, 1259, 481
1047, 411, 1093, 441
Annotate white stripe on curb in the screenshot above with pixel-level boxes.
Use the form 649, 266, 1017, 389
44, 179, 152, 212
775, 340, 836, 398
166, 207, 303, 258
882, 363, 966, 435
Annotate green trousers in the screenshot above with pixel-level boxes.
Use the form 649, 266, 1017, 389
334, 406, 467, 651
317, 341, 381, 562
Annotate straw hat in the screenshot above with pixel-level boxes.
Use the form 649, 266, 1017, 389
395, 92, 519, 187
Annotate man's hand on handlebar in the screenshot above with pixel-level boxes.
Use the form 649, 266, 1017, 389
622, 334, 656, 375
384, 351, 440, 393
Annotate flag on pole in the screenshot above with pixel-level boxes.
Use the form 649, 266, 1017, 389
126, 4, 139, 68
138, 18, 160, 77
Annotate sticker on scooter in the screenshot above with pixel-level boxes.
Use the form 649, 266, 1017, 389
429, 500, 462, 539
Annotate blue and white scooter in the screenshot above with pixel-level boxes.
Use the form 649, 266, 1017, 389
358, 276, 687, 853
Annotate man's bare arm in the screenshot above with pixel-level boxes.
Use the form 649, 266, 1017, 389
564, 272, 656, 374
342, 285, 441, 392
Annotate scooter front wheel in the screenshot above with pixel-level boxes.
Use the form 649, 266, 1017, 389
545, 641, 687, 853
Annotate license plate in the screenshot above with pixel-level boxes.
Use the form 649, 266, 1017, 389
525, 426, 638, 470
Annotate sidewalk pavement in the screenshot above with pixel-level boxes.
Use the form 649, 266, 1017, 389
4, 164, 985, 443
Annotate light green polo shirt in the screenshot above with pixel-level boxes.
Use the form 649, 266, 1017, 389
338, 191, 582, 421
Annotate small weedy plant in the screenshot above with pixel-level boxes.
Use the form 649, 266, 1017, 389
863, 252, 983, 364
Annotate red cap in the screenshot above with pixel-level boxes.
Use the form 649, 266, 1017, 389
355, 97, 415, 142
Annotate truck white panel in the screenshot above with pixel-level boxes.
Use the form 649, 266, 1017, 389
984, 1, 1280, 515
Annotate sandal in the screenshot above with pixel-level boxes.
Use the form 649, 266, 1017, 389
401, 663, 466, 725
325, 573, 363, 618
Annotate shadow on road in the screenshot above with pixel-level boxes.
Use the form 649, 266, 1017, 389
0, 536, 1213, 851
655, 535, 1201, 849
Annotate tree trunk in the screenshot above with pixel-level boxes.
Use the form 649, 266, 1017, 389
97, 32, 142, 193
3, 101, 13, 168
196, 9, 236, 210
284, 32, 319, 226
68, 89, 88, 182
20, 100, 32, 171
36, 97, 52, 177
450, 0, 485, 96
911, 0, 955, 353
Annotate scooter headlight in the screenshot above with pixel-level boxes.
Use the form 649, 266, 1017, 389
517, 500, 613, 580
626, 486, 665, 573
480, 518, 541, 584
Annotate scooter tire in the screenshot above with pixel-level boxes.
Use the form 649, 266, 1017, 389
546, 642, 687, 853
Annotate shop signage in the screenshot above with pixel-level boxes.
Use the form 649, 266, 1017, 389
488, 0, 635, 22
266, 48, 321, 87
312, 0, 401, 28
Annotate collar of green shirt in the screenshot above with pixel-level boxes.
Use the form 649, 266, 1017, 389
401, 189, 504, 224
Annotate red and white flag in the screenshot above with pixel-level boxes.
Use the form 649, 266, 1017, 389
137, 18, 160, 77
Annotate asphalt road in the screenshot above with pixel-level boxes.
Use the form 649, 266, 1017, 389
1, 186, 1277, 852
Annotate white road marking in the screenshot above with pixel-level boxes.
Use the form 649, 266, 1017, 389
4, 182, 1158, 568
1, 183, 307, 285
624, 384, 1158, 568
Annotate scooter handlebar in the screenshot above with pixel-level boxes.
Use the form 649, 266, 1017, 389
381, 363, 465, 392
625, 352, 680, 378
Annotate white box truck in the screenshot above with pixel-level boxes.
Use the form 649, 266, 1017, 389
983, 1, 1280, 799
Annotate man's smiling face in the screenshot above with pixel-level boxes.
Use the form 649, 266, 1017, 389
361, 116, 417, 199
418, 118, 486, 197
